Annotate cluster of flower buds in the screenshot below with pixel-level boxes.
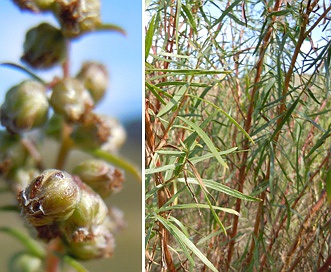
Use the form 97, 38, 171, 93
0, 0, 129, 265
17, 166, 124, 259
12, 0, 102, 38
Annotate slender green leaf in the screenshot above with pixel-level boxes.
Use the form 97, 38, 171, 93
145, 14, 156, 61
158, 203, 237, 214
63, 255, 89, 272
0, 227, 45, 258
178, 178, 261, 202
325, 167, 331, 203
157, 84, 188, 117
178, 116, 228, 168
1, 62, 45, 84
89, 149, 141, 182
156, 215, 219, 272
145, 163, 180, 175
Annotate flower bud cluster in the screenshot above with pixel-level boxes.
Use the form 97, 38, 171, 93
17, 167, 124, 259
12, 0, 102, 38
1, 0, 129, 265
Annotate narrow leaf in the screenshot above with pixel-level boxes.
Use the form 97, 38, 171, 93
0, 227, 45, 258
96, 23, 126, 36
156, 215, 219, 272
1, 62, 45, 84
325, 167, 331, 203
63, 255, 89, 272
178, 178, 261, 202
178, 116, 228, 168
157, 84, 187, 117
145, 14, 156, 60
158, 203, 239, 215
89, 149, 141, 182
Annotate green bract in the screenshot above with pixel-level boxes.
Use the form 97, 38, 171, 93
50, 78, 94, 123
0, 80, 49, 133
22, 23, 66, 69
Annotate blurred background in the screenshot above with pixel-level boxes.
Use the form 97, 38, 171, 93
0, 1, 142, 272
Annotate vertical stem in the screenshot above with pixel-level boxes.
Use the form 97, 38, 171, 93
46, 40, 72, 272
55, 122, 73, 170
226, 1, 282, 268
46, 239, 63, 272
280, 191, 326, 271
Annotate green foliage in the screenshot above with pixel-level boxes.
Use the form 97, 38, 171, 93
145, 0, 331, 271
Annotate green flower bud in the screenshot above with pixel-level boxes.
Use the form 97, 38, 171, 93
61, 180, 108, 232
70, 113, 110, 149
73, 159, 124, 198
8, 252, 43, 272
50, 78, 94, 123
18, 169, 81, 227
60, 180, 114, 259
54, 0, 101, 38
1, 80, 49, 133
22, 23, 66, 69
76, 62, 108, 103
64, 217, 115, 260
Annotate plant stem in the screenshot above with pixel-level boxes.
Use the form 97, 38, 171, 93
55, 121, 73, 170
46, 239, 63, 272
227, 0, 282, 267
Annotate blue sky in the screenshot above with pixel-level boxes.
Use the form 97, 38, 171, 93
0, 1, 142, 124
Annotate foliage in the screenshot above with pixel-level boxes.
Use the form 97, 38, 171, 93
145, 0, 331, 271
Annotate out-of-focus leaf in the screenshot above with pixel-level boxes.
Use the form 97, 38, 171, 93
96, 23, 126, 36
1, 62, 45, 84
90, 149, 141, 182
325, 167, 331, 203
63, 255, 89, 272
0, 227, 45, 258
